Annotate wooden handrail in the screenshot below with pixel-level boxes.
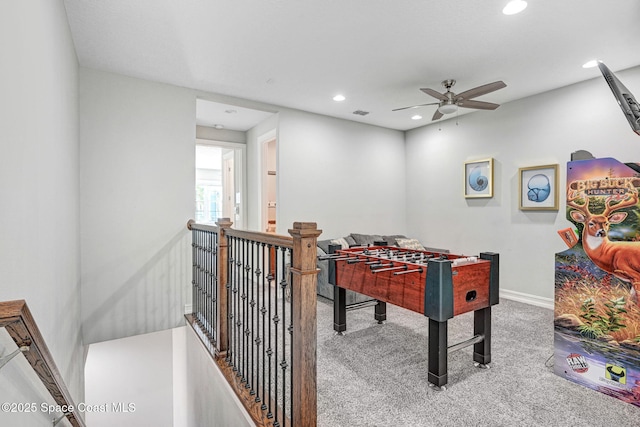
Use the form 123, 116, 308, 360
0, 300, 86, 427
226, 228, 294, 249
187, 219, 294, 249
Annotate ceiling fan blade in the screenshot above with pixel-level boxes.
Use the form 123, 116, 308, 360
455, 81, 506, 101
420, 88, 448, 101
392, 102, 439, 112
431, 109, 444, 121
458, 100, 501, 110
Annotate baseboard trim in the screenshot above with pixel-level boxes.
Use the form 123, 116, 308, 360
500, 289, 554, 310
184, 303, 192, 315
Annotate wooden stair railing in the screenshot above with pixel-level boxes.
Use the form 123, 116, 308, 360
0, 300, 86, 427
186, 219, 320, 427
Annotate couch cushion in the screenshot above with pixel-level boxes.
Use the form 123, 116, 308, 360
317, 239, 333, 254
345, 235, 356, 247
350, 233, 384, 246
318, 237, 352, 253
382, 234, 407, 246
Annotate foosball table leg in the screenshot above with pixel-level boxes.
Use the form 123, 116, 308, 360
427, 318, 448, 390
473, 306, 491, 368
374, 301, 387, 324
333, 286, 347, 334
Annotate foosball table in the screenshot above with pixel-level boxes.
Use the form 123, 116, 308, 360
322, 243, 499, 389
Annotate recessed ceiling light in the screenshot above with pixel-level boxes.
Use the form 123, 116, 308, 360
582, 60, 599, 68
503, 0, 527, 15
333, 94, 346, 102
411, 115, 423, 120
225, 109, 237, 114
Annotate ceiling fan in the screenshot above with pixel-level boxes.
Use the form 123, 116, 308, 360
393, 79, 507, 121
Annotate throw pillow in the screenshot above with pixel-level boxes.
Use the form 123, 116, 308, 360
396, 238, 426, 251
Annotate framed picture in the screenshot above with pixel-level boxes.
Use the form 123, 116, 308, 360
464, 158, 493, 198
519, 164, 559, 210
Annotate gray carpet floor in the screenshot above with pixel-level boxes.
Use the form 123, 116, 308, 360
316, 297, 640, 427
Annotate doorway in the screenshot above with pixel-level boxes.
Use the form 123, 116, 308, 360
260, 130, 277, 233
195, 141, 245, 228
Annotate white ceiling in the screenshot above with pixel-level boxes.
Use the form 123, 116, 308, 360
63, 0, 640, 131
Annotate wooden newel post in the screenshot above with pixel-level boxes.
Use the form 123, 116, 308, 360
289, 222, 321, 427
216, 217, 233, 358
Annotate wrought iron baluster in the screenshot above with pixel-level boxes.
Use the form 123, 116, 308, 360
279, 246, 289, 426
191, 230, 197, 327
212, 232, 218, 344
225, 235, 233, 364
241, 238, 248, 384
254, 242, 264, 405
262, 245, 270, 412
236, 237, 242, 372
288, 247, 294, 424
209, 233, 215, 339
230, 236, 238, 368
243, 239, 250, 388
235, 237, 242, 373
202, 232, 211, 337
197, 230, 203, 326
272, 246, 280, 427
226, 236, 232, 364
250, 241, 257, 396
267, 244, 274, 419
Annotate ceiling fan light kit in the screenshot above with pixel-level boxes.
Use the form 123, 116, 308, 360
438, 103, 458, 114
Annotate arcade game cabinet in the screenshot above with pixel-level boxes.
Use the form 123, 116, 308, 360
555, 157, 640, 406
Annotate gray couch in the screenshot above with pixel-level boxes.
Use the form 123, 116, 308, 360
316, 233, 449, 304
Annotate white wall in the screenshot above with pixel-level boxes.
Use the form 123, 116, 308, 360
79, 68, 195, 344
182, 327, 254, 427
0, 1, 85, 424
405, 66, 640, 302
277, 110, 406, 238
245, 109, 406, 238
